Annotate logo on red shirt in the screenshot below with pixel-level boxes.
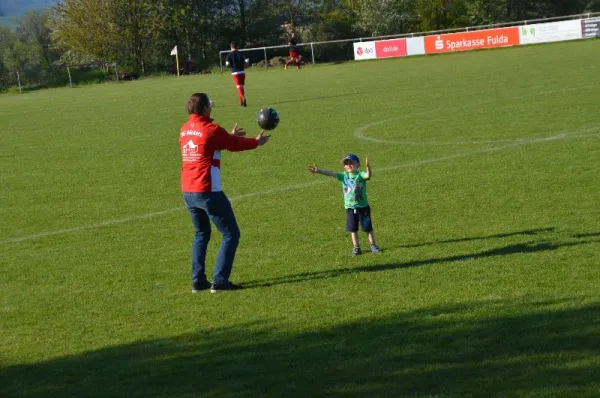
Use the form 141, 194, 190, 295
182, 140, 198, 154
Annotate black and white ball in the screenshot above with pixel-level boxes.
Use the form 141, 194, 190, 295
257, 108, 280, 130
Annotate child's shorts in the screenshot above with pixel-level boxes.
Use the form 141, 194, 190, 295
345, 206, 373, 232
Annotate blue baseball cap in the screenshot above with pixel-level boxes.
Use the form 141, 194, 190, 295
341, 153, 360, 164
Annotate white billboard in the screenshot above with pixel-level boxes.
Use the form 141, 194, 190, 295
519, 19, 582, 45
353, 41, 376, 60
406, 37, 425, 56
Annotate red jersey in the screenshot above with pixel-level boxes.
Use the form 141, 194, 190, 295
180, 114, 258, 192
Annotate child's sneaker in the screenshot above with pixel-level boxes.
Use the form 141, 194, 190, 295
370, 245, 382, 253
352, 247, 362, 256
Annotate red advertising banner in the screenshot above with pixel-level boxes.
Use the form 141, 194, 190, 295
375, 39, 407, 58
424, 27, 520, 54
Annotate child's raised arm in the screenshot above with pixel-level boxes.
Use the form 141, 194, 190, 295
364, 156, 371, 179
308, 163, 337, 178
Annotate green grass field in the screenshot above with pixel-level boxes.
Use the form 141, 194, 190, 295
1, 40, 599, 397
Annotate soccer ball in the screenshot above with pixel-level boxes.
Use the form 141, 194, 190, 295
257, 108, 280, 130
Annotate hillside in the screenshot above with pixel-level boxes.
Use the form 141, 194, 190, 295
0, 0, 57, 17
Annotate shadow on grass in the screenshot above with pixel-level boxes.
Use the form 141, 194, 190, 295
2, 299, 599, 397
244, 236, 597, 289
573, 232, 600, 239
398, 227, 556, 249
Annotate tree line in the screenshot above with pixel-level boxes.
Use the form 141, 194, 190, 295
1, 0, 599, 77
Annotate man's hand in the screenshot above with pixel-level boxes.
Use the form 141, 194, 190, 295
365, 156, 370, 168
256, 130, 270, 146
231, 123, 246, 137
307, 163, 319, 174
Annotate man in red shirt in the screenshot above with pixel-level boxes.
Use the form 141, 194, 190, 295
180, 93, 270, 293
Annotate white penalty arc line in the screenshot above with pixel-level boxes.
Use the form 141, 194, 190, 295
358, 124, 600, 146
376, 129, 599, 171
1, 129, 597, 245
355, 83, 600, 145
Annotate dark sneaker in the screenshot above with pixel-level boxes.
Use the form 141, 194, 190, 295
192, 280, 211, 293
210, 282, 243, 293
242, 98, 247, 107
352, 247, 362, 256
370, 245, 382, 253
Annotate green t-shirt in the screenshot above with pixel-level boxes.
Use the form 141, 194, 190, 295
337, 171, 369, 209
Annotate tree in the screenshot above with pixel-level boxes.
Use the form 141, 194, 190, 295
3, 36, 35, 70
17, 9, 58, 66
415, 0, 470, 31
309, 7, 357, 41
240, 0, 284, 47
275, 0, 323, 34
0, 26, 16, 86
585, 0, 600, 12
465, 0, 507, 26
0, 26, 15, 59
49, 0, 120, 65
113, 0, 155, 73
351, 0, 419, 36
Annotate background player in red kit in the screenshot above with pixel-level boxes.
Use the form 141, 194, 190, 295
180, 93, 270, 293
285, 32, 301, 70
225, 41, 249, 106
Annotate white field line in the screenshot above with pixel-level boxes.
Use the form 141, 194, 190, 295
355, 83, 600, 145
374, 127, 600, 167
1, 208, 182, 244
0, 182, 329, 245
3, 80, 599, 245
2, 128, 597, 245
5, 76, 596, 244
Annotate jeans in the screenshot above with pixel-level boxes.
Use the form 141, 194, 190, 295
182, 191, 240, 285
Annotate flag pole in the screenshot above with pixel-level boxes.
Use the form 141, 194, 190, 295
171, 45, 180, 77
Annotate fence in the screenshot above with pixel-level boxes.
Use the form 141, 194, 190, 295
0, 63, 126, 92
218, 12, 600, 71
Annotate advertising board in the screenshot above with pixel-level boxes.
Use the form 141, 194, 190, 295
519, 19, 582, 44
374, 38, 407, 58
581, 17, 600, 38
424, 27, 520, 54
353, 42, 377, 60
406, 37, 425, 56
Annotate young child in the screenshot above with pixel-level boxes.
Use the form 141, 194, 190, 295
308, 153, 382, 256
